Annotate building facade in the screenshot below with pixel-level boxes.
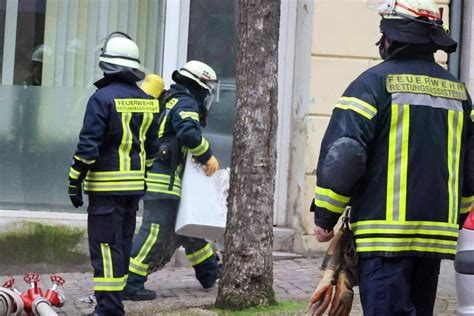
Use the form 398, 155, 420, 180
0, 0, 472, 255
287, 0, 474, 254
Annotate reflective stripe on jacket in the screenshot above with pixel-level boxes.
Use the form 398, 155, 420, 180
73, 80, 160, 195
313, 55, 474, 259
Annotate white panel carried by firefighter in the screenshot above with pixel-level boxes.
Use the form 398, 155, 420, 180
175, 153, 230, 241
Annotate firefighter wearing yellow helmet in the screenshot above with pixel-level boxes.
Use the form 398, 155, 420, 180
123, 61, 221, 301
311, 0, 474, 314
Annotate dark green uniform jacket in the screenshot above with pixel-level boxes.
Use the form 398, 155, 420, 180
313, 54, 474, 259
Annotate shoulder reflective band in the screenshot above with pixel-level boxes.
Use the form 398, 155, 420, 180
158, 98, 180, 138
387, 74, 467, 101
392, 93, 462, 112
166, 98, 179, 109
179, 111, 200, 121
471, 110, 474, 122
335, 97, 377, 120
114, 99, 159, 113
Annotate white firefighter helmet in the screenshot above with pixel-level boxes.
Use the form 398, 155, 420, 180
99, 32, 141, 69
368, 0, 441, 22
175, 60, 217, 91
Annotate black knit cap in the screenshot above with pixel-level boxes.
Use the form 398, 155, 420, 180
381, 18, 457, 53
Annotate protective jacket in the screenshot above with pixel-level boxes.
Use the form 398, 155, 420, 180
312, 53, 474, 259
70, 79, 159, 195
145, 84, 213, 199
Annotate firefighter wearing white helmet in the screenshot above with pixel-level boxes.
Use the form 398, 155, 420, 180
174, 60, 218, 110
68, 31, 159, 315
124, 60, 220, 301
369, 0, 457, 59
310, 0, 474, 315
98, 31, 145, 81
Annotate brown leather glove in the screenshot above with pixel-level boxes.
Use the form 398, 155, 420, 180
308, 269, 335, 316
204, 155, 219, 176
328, 270, 354, 316
308, 229, 346, 316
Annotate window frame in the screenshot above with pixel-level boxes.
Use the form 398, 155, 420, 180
162, 0, 297, 226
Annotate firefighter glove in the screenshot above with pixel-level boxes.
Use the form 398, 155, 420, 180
308, 269, 335, 316
68, 181, 83, 208
204, 155, 219, 176
68, 156, 90, 208
328, 270, 354, 316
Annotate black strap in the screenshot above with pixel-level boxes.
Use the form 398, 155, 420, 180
100, 53, 140, 63
168, 138, 180, 191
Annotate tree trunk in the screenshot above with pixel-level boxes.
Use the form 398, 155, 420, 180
215, 0, 280, 310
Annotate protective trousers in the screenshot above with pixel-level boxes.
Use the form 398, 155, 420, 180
358, 256, 441, 316
88, 195, 140, 316
126, 198, 219, 293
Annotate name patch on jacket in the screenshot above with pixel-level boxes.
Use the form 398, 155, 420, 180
387, 74, 467, 101
114, 99, 160, 113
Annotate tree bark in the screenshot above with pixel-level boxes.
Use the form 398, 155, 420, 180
215, 0, 280, 310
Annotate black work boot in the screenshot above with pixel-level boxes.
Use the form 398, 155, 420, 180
123, 288, 157, 301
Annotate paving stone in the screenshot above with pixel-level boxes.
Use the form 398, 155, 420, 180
0, 258, 459, 314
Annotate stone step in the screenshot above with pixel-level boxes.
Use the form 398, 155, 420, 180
273, 251, 303, 260
273, 226, 296, 252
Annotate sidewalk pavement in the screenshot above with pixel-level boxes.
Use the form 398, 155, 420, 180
1, 258, 458, 315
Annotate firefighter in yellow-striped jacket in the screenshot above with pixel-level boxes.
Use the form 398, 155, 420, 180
123, 61, 221, 301
68, 32, 159, 316
311, 1, 474, 315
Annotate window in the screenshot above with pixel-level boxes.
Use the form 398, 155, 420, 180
0, 0, 165, 210
187, 0, 236, 168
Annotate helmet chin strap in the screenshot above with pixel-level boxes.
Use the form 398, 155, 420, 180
376, 34, 389, 60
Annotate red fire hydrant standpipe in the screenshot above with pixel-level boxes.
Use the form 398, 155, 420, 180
0, 272, 66, 316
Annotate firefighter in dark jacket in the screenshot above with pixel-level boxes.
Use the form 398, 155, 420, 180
311, 0, 474, 315
123, 61, 221, 301
68, 32, 159, 316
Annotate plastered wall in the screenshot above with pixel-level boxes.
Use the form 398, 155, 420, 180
297, 0, 451, 253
